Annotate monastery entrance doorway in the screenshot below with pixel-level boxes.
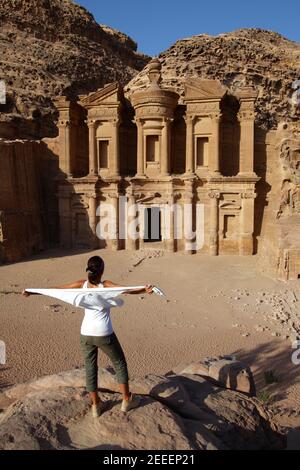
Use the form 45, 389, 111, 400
144, 207, 162, 243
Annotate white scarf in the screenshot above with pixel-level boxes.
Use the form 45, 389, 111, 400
25, 286, 147, 310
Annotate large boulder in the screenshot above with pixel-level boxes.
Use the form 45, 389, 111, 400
0, 363, 286, 450
172, 356, 256, 396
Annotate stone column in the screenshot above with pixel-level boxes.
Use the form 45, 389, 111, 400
88, 120, 97, 175
183, 181, 194, 254
208, 191, 220, 256
111, 119, 120, 176
65, 121, 72, 176
185, 115, 195, 174
109, 193, 120, 251
209, 113, 221, 175
0, 211, 4, 263
166, 193, 175, 252
239, 192, 256, 255
138, 201, 145, 250
238, 112, 255, 175
88, 194, 98, 249
59, 194, 72, 248
238, 93, 256, 176
136, 119, 145, 177
58, 120, 72, 177
126, 189, 137, 250
161, 118, 171, 176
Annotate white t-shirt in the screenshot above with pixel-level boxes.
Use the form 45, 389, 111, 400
80, 281, 114, 337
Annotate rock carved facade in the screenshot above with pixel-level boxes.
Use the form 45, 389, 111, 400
55, 59, 261, 256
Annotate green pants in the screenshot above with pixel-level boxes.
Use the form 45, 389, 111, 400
80, 332, 129, 392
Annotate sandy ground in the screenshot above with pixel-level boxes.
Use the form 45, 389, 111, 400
1, 248, 300, 447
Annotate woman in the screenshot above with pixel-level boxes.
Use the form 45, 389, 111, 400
23, 255, 153, 418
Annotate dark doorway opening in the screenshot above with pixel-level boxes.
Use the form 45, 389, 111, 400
144, 207, 161, 242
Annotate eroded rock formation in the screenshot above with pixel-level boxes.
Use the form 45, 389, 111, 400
0, 139, 59, 262
277, 126, 300, 219
258, 122, 300, 279
126, 29, 300, 129
0, 363, 286, 450
0, 0, 150, 139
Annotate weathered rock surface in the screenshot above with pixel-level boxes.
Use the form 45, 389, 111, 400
0, 0, 150, 138
0, 138, 59, 262
257, 122, 300, 279
0, 364, 286, 450
173, 356, 256, 396
126, 28, 300, 129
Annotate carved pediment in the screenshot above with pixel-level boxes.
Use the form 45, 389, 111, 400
220, 201, 241, 210
184, 79, 227, 101
80, 82, 123, 107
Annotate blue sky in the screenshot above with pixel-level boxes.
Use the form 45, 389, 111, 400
76, 0, 300, 56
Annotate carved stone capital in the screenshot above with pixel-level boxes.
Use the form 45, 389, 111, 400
162, 117, 173, 125
58, 120, 70, 128
109, 193, 119, 200
209, 112, 222, 122
238, 111, 255, 121
86, 119, 97, 128
184, 114, 196, 125
208, 191, 221, 199
135, 117, 144, 127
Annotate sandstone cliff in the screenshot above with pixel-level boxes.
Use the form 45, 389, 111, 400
0, 139, 59, 262
0, 363, 285, 450
0, 0, 150, 138
257, 121, 300, 279
126, 28, 300, 129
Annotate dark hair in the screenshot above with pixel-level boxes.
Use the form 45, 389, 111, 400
86, 256, 105, 285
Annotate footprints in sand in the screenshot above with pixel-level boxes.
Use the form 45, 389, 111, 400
43, 304, 75, 315
0, 284, 20, 295
117, 249, 165, 280
130, 249, 165, 270
212, 287, 300, 340
251, 289, 300, 340
161, 321, 202, 330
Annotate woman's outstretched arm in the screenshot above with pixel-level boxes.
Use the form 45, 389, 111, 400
103, 279, 153, 295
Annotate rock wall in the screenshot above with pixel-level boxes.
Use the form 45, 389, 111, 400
125, 29, 300, 129
0, 0, 150, 139
0, 139, 59, 262
257, 124, 300, 279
